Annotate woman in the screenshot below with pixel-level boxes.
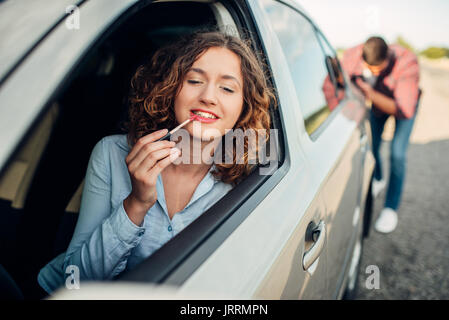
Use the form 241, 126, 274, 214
38, 31, 275, 294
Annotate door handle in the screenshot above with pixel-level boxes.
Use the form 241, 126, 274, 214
360, 133, 368, 152
303, 221, 326, 271
360, 133, 368, 147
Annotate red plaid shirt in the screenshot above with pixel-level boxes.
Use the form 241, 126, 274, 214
342, 44, 421, 119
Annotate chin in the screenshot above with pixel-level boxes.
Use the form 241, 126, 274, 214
191, 132, 222, 142
187, 121, 223, 141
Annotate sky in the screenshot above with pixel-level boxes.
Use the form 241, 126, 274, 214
297, 0, 449, 51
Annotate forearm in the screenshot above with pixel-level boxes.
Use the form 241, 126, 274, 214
368, 89, 397, 115
65, 202, 146, 282
62, 137, 146, 284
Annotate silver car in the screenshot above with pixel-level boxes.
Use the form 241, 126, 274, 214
0, 0, 374, 300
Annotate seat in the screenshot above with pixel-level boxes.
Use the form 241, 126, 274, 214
0, 102, 59, 209
0, 264, 23, 300
53, 180, 84, 256
0, 103, 60, 299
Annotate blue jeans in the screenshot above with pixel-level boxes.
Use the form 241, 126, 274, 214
370, 104, 418, 211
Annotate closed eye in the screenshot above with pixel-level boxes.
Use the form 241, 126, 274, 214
187, 79, 202, 85
221, 86, 234, 93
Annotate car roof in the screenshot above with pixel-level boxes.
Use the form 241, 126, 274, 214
0, 0, 84, 84
280, 0, 308, 15
0, 0, 310, 86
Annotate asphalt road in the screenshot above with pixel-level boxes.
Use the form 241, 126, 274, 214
354, 58, 449, 300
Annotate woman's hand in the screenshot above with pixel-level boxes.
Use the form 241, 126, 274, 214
123, 129, 181, 226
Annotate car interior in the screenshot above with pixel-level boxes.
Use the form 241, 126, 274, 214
0, 1, 276, 299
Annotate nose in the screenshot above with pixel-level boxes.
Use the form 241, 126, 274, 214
199, 83, 218, 106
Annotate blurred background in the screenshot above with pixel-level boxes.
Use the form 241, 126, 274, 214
300, 0, 449, 299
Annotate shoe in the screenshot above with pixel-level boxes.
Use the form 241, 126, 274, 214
374, 208, 398, 233
372, 178, 386, 198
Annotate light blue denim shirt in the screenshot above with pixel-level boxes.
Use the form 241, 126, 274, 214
37, 134, 232, 294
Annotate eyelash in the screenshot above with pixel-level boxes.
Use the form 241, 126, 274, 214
187, 79, 202, 85
187, 80, 234, 93
221, 86, 234, 93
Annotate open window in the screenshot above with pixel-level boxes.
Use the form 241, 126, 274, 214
0, 0, 285, 299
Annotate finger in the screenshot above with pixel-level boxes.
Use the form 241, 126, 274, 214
126, 129, 169, 162
146, 148, 181, 181
127, 140, 175, 169
137, 147, 178, 173
356, 78, 369, 88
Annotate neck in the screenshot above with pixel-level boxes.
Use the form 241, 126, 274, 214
168, 161, 211, 179
169, 135, 221, 178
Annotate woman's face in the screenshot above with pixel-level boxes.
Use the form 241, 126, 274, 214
174, 47, 244, 141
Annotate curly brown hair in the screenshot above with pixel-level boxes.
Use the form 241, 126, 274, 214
125, 31, 275, 185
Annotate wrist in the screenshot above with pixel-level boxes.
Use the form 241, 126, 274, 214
123, 195, 154, 225
365, 87, 375, 101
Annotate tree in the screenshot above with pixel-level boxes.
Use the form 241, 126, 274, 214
420, 47, 449, 59
395, 36, 415, 53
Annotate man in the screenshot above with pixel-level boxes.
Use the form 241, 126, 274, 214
342, 36, 421, 233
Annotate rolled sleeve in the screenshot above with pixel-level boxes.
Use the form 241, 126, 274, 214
394, 57, 420, 119
48, 137, 144, 284
107, 201, 146, 246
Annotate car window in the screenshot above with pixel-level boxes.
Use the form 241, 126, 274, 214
261, 0, 340, 137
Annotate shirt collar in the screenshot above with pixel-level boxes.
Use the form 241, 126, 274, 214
186, 166, 217, 209
156, 165, 218, 216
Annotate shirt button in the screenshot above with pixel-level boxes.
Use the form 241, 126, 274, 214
138, 230, 145, 236
168, 225, 173, 232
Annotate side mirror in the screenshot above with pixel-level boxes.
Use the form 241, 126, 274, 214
324, 55, 339, 98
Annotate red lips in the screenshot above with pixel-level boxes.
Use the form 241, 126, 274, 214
190, 109, 220, 123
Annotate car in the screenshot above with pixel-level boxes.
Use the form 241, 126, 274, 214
0, 0, 374, 300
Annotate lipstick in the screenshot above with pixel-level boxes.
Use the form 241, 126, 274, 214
157, 114, 198, 142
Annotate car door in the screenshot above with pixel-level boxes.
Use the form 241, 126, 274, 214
263, 0, 370, 298
247, 0, 335, 299
314, 30, 371, 298
255, 0, 368, 299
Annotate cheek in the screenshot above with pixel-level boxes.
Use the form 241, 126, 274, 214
174, 88, 185, 109
173, 99, 182, 122
227, 97, 244, 125
173, 87, 191, 117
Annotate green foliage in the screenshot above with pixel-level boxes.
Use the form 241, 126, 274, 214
396, 36, 415, 53
420, 47, 449, 59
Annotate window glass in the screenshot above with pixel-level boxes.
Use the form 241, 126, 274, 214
262, 0, 340, 135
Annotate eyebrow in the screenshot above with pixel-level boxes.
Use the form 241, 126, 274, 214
190, 67, 241, 88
